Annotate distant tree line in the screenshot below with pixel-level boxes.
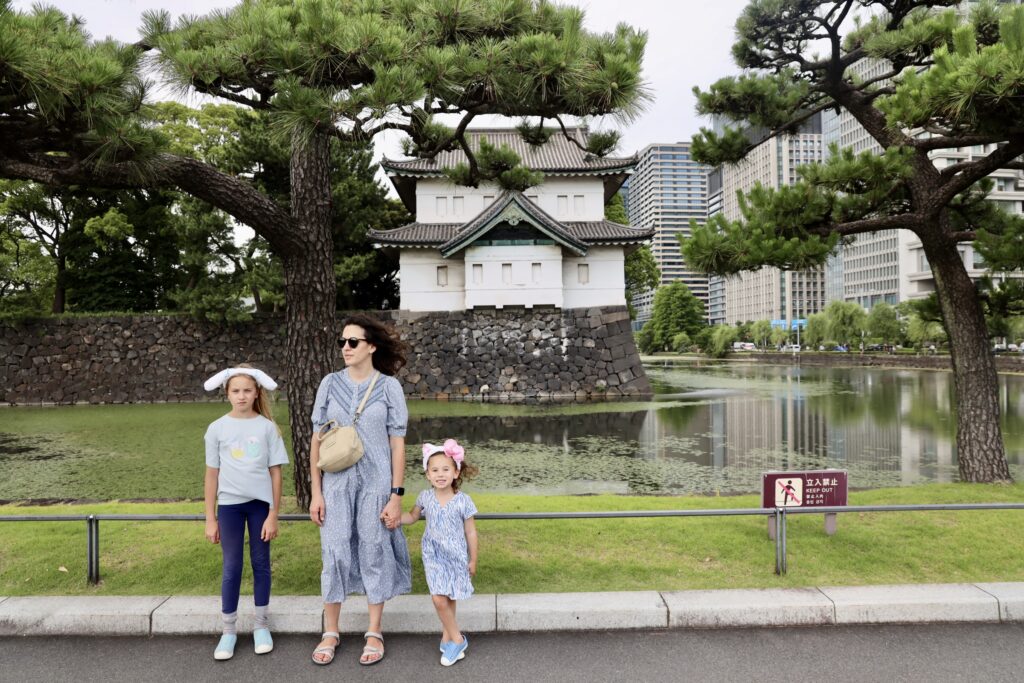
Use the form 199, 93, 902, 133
634, 278, 1024, 358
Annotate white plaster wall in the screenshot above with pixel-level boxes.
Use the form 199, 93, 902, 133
463, 244, 564, 309
415, 177, 606, 223
399, 250, 466, 312
563, 247, 627, 308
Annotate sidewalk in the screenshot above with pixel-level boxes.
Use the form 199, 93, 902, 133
2, 583, 1023, 636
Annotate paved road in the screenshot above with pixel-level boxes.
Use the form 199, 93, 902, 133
5, 624, 1024, 682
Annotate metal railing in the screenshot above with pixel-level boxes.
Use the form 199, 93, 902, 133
3, 503, 1024, 584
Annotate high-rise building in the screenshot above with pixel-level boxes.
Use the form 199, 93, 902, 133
824, 37, 1024, 308
706, 166, 727, 325
626, 142, 710, 325
720, 114, 827, 324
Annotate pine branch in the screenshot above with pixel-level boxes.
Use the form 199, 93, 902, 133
812, 213, 918, 238
553, 116, 590, 154
925, 132, 1014, 154
935, 138, 1024, 207
0, 151, 297, 256
190, 84, 271, 110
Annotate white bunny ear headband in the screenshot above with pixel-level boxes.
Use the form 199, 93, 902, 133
203, 368, 278, 392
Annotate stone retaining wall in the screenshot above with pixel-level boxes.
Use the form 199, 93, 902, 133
785, 352, 1024, 372
0, 306, 651, 405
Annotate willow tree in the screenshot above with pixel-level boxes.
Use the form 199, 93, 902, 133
0, 0, 647, 506
685, 0, 1024, 481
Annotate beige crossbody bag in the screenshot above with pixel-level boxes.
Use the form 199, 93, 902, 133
316, 371, 380, 473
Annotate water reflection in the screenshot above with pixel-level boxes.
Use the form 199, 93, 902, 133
408, 363, 1024, 495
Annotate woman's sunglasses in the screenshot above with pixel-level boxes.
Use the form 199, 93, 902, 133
338, 337, 367, 349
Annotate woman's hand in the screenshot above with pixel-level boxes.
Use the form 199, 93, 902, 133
468, 559, 477, 577
380, 495, 402, 529
261, 513, 279, 541
205, 520, 220, 544
309, 495, 325, 527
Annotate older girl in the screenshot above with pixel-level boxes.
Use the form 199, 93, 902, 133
203, 366, 288, 661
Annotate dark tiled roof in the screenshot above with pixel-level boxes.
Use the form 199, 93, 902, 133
381, 127, 637, 175
370, 223, 463, 246
369, 216, 655, 249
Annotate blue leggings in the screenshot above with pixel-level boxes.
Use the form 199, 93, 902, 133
218, 500, 271, 613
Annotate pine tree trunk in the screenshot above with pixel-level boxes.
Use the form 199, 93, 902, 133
283, 133, 337, 510
923, 230, 1011, 482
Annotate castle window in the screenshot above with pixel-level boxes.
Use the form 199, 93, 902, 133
435, 196, 447, 216
532, 263, 541, 283
557, 195, 568, 214
502, 263, 512, 284
573, 195, 585, 215
472, 263, 483, 285
578, 264, 590, 284
436, 266, 448, 287
453, 196, 464, 216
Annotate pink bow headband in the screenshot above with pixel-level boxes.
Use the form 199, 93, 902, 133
422, 439, 464, 471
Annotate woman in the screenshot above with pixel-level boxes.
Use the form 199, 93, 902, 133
308, 313, 411, 666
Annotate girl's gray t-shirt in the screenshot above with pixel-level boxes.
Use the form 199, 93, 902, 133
204, 414, 289, 508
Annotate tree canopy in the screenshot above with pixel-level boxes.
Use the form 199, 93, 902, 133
684, 0, 1024, 482
643, 282, 707, 352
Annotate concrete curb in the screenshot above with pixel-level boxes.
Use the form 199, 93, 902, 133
976, 582, 1024, 622
2, 583, 1023, 637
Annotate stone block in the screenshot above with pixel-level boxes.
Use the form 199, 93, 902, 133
820, 583, 999, 624
0, 596, 168, 636
976, 582, 1024, 622
662, 588, 834, 628
497, 591, 666, 631
151, 595, 324, 634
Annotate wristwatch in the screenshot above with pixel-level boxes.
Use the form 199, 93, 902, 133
390, 487, 405, 496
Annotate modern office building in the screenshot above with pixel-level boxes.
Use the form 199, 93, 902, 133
824, 44, 1024, 308
626, 142, 710, 325
706, 166, 727, 325
719, 113, 827, 325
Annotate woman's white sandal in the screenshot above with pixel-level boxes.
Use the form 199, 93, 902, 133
360, 630, 385, 666
311, 631, 340, 666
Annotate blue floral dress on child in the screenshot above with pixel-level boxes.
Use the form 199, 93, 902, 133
416, 489, 477, 600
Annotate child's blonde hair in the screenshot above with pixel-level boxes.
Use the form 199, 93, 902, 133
225, 363, 281, 433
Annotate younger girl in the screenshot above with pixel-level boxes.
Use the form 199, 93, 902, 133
203, 366, 289, 661
401, 438, 479, 666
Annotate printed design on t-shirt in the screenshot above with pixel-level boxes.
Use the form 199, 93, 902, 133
229, 436, 262, 460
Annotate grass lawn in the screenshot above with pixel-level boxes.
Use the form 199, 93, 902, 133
2, 482, 1023, 596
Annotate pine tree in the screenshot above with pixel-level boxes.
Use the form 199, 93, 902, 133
686, 1, 1024, 482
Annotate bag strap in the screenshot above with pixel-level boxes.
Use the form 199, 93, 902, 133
352, 371, 380, 424
317, 419, 337, 441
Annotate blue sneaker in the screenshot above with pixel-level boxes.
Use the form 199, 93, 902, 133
441, 635, 468, 666
254, 627, 274, 654
214, 633, 237, 661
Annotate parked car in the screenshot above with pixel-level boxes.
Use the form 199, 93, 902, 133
781, 344, 801, 352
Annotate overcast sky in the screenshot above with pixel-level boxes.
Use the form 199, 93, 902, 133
14, 0, 751, 157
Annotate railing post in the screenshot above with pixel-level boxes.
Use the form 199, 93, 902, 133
773, 507, 789, 575
774, 508, 782, 574
86, 515, 99, 585
779, 507, 787, 574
